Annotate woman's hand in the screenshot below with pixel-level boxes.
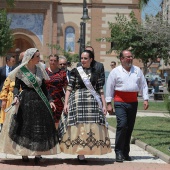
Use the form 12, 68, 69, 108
50, 102, 56, 112
107, 103, 113, 115
102, 106, 107, 116
64, 104, 69, 114
1, 100, 7, 109
13, 97, 20, 105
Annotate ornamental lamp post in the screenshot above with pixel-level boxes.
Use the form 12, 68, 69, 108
79, 0, 90, 61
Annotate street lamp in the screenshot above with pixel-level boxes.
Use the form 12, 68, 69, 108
79, 0, 90, 61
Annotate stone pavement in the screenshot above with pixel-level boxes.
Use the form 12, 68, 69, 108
0, 111, 170, 170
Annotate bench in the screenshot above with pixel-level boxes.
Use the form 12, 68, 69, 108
153, 92, 168, 100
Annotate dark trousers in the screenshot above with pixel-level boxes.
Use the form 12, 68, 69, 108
114, 101, 138, 156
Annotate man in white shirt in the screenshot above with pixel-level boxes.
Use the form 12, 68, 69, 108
106, 50, 149, 162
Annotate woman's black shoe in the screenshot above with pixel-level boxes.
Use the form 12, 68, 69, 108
22, 156, 29, 162
77, 155, 88, 164
34, 156, 43, 164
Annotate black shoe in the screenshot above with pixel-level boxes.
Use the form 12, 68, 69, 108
123, 155, 132, 161
34, 156, 43, 164
77, 155, 88, 164
22, 156, 29, 162
115, 153, 123, 162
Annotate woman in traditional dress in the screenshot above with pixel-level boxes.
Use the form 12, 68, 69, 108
0, 52, 24, 130
0, 77, 15, 127
45, 54, 68, 129
0, 48, 60, 164
58, 50, 112, 162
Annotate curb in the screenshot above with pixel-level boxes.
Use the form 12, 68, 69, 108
108, 125, 170, 164
138, 110, 169, 114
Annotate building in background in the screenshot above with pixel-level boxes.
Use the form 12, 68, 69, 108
162, 0, 170, 22
0, 0, 141, 71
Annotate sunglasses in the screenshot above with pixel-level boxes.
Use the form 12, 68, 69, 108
60, 63, 67, 65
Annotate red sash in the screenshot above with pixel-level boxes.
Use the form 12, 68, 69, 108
114, 90, 138, 102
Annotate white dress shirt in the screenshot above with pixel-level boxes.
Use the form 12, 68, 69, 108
6, 65, 12, 76
105, 65, 149, 102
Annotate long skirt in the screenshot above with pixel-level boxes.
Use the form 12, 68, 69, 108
60, 123, 111, 155
58, 88, 112, 155
0, 89, 60, 156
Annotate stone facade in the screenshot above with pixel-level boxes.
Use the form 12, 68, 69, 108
0, 0, 141, 71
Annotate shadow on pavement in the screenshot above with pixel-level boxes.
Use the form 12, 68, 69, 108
132, 156, 160, 161
0, 158, 115, 166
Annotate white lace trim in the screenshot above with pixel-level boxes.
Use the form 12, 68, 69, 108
16, 66, 44, 88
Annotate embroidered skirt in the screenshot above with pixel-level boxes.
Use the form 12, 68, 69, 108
58, 88, 112, 155
60, 123, 111, 155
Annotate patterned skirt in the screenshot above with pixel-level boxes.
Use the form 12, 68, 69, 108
58, 88, 112, 155
0, 89, 60, 156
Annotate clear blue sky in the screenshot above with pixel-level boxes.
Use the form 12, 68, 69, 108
142, 0, 163, 19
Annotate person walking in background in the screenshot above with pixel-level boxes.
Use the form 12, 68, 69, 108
0, 55, 16, 132
58, 50, 111, 163
106, 50, 149, 162
59, 55, 70, 82
110, 61, 116, 70
45, 54, 68, 129
0, 55, 16, 91
0, 52, 25, 131
0, 48, 60, 164
153, 78, 160, 93
77, 46, 105, 86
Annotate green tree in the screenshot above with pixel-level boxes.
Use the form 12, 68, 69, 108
138, 0, 150, 9
5, 0, 15, 7
0, 0, 15, 56
0, 9, 14, 56
46, 43, 79, 63
98, 12, 170, 75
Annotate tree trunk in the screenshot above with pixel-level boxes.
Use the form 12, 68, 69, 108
143, 62, 148, 75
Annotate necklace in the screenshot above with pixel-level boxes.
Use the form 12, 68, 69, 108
84, 68, 91, 79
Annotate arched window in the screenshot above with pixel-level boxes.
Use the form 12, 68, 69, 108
65, 26, 75, 52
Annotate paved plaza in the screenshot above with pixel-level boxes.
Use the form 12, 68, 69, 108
0, 114, 170, 170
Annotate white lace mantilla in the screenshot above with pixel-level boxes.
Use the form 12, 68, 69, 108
16, 66, 44, 88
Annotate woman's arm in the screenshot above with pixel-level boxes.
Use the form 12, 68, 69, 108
63, 90, 71, 114
100, 92, 107, 115
41, 79, 51, 99
63, 70, 68, 92
13, 77, 21, 104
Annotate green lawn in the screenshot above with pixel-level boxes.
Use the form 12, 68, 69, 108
112, 100, 169, 112
138, 101, 168, 111
107, 116, 170, 156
